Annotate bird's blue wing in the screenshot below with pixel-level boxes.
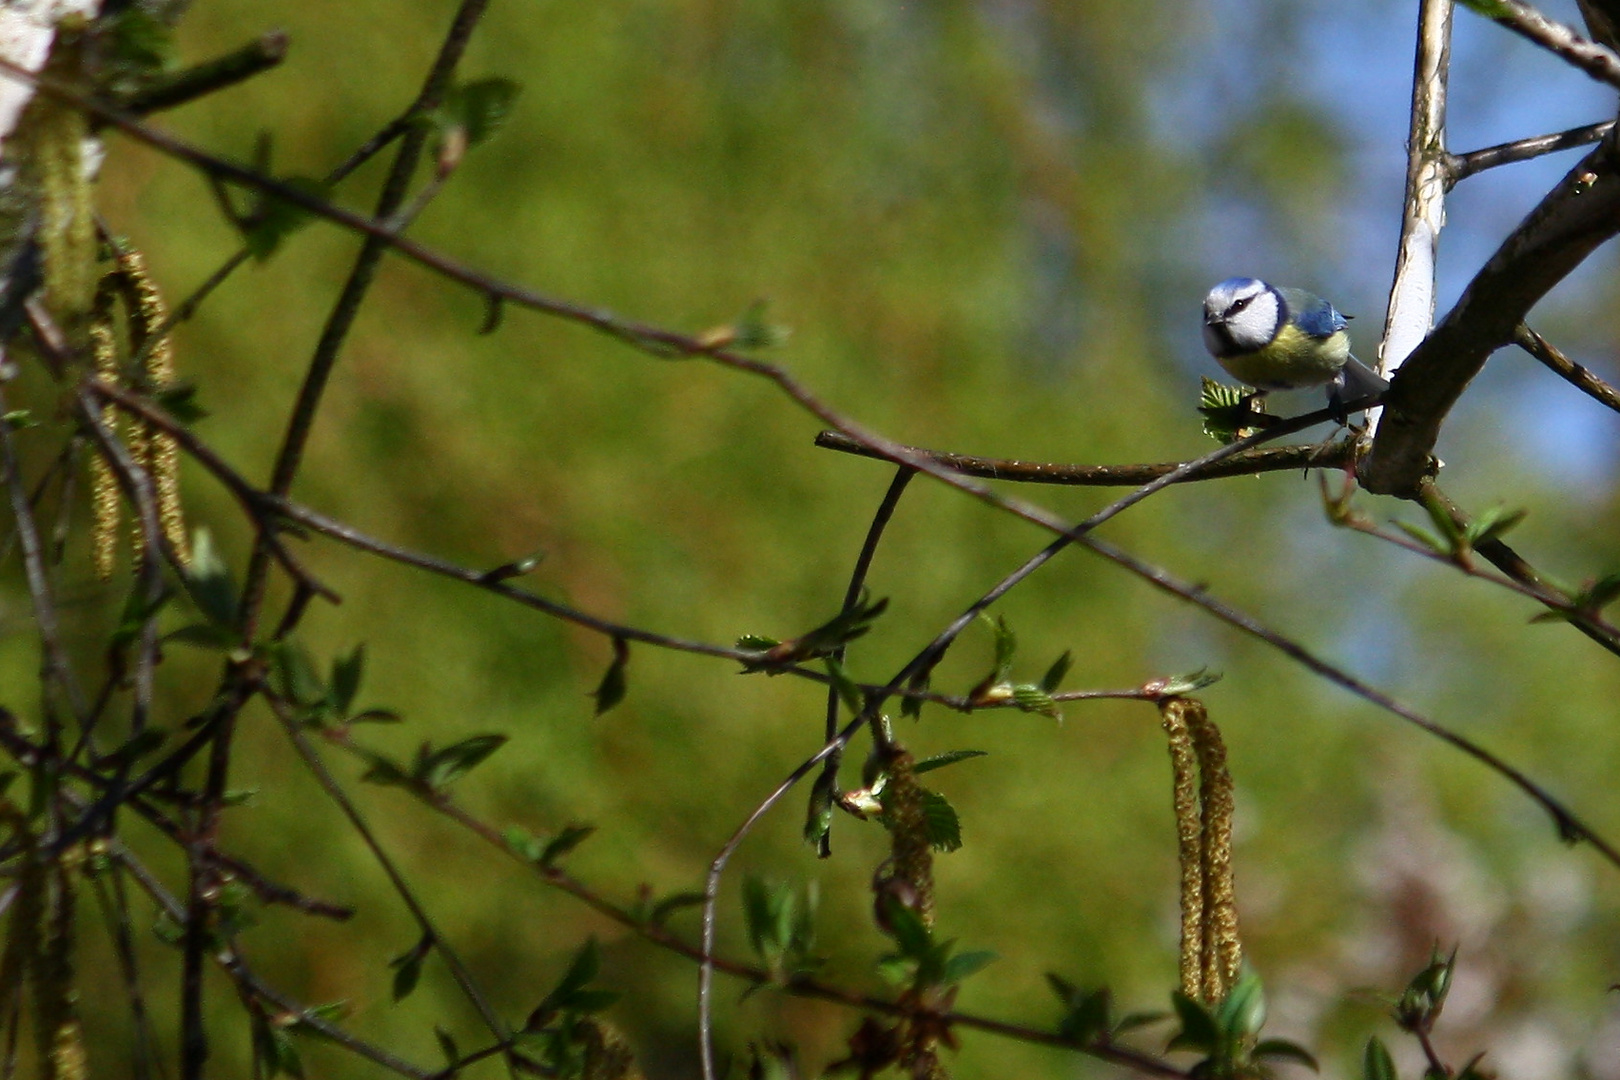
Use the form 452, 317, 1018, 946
1278, 288, 1348, 339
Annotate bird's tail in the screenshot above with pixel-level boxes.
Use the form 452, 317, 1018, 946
1327, 356, 1389, 422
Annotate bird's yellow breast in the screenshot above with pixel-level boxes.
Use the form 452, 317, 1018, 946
1218, 323, 1350, 390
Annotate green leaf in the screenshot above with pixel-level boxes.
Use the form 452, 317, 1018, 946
592, 638, 630, 715
1167, 992, 1219, 1053
524, 939, 618, 1029
803, 765, 835, 851
252, 1011, 304, 1080
152, 910, 185, 946
98, 8, 173, 89
1011, 683, 1060, 719
358, 750, 410, 788
1215, 970, 1267, 1041
539, 824, 596, 867
273, 641, 327, 710
1255, 1039, 1320, 1071
918, 789, 962, 853
942, 949, 997, 984
912, 749, 988, 776
988, 614, 1017, 679
728, 299, 791, 350
296, 1001, 351, 1027
880, 896, 932, 959
349, 708, 403, 724
110, 584, 172, 651
738, 592, 890, 671
1114, 1010, 1170, 1035
1199, 377, 1248, 412
154, 382, 208, 423
1465, 505, 1525, 546
1362, 1036, 1398, 1080
418, 734, 507, 788
1418, 492, 1466, 549
1145, 667, 1223, 697
330, 644, 365, 716
181, 528, 238, 628
479, 293, 504, 335
824, 657, 864, 715
1581, 572, 1620, 612
743, 876, 790, 962
1040, 650, 1074, 693
502, 825, 546, 863
164, 623, 239, 650
531, 939, 602, 1022
1055, 985, 1112, 1043
901, 671, 930, 719
1395, 948, 1455, 1030
433, 1027, 460, 1074
772, 592, 891, 668
444, 77, 522, 147
389, 935, 432, 1002
1393, 520, 1447, 554
1198, 378, 1275, 442
244, 176, 332, 261
98, 727, 169, 770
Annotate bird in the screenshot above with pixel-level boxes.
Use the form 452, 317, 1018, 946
1201, 277, 1387, 419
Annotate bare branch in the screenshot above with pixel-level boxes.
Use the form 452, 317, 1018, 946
814, 429, 1357, 483
1514, 322, 1620, 412
1448, 120, 1616, 183
1460, 0, 1620, 90
1380, 0, 1452, 409
119, 30, 288, 116
1363, 126, 1620, 495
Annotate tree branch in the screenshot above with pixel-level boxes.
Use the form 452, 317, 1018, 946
1362, 126, 1620, 495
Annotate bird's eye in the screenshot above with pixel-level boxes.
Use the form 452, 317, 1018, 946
1228, 296, 1252, 315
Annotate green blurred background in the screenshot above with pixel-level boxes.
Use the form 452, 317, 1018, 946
7, 0, 1620, 1076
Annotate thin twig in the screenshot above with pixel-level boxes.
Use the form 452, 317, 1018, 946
263, 693, 514, 1060
815, 466, 916, 850
0, 385, 88, 731
1325, 474, 1620, 642
110, 842, 435, 1079
1514, 322, 1620, 413
119, 30, 289, 116
80, 382, 1206, 716
1462, 0, 1620, 90
240, 0, 491, 633
813, 431, 1357, 483
397, 764, 1190, 1079
1077, 531, 1620, 868
1448, 120, 1615, 184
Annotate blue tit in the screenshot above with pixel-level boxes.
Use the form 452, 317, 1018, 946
1201, 277, 1388, 417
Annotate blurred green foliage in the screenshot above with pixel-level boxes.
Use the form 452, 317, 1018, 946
3, 1, 1620, 1078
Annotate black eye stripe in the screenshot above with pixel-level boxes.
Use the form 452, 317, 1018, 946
1228, 296, 1252, 315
